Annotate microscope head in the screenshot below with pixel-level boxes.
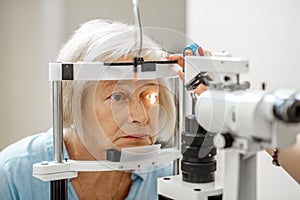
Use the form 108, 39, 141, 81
184, 56, 250, 92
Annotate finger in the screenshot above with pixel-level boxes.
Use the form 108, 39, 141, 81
194, 84, 208, 96
204, 50, 212, 56
197, 47, 205, 56
167, 54, 184, 68
177, 70, 184, 81
184, 49, 193, 56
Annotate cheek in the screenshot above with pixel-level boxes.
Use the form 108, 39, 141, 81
95, 102, 117, 135
151, 104, 168, 135
110, 101, 134, 129
95, 101, 128, 135
147, 104, 160, 131
96, 102, 110, 123
149, 104, 159, 120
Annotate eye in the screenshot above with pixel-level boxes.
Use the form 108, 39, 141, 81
145, 92, 158, 105
110, 93, 128, 102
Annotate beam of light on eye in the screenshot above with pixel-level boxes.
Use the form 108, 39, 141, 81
148, 93, 158, 105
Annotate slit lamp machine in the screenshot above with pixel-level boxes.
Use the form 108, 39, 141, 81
32, 0, 300, 199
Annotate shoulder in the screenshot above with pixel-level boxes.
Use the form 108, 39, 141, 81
0, 129, 53, 199
0, 129, 53, 178
0, 129, 53, 165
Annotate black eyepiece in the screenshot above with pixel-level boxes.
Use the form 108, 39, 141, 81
273, 92, 300, 123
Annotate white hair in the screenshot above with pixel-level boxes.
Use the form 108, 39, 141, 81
57, 19, 164, 62
58, 19, 176, 145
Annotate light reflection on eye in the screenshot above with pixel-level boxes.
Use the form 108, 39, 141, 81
146, 93, 158, 105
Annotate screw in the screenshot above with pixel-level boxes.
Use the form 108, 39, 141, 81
224, 76, 231, 82
41, 161, 48, 165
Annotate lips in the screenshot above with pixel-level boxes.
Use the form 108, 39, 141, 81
120, 134, 149, 141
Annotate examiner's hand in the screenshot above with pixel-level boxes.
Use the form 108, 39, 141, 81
166, 45, 212, 95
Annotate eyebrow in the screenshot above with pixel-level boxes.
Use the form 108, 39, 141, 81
99, 81, 118, 92
144, 83, 159, 86
117, 82, 158, 87
99, 81, 159, 94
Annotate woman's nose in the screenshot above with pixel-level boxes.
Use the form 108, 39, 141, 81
128, 97, 150, 125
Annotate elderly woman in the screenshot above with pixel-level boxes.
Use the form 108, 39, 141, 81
0, 19, 177, 200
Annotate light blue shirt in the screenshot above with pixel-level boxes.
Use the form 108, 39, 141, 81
0, 129, 173, 200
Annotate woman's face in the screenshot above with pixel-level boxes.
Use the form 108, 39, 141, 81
82, 79, 160, 154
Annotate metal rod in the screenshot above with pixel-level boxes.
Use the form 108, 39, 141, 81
191, 92, 196, 115
51, 179, 68, 200
53, 81, 64, 163
173, 78, 180, 175
51, 81, 68, 200
236, 74, 240, 85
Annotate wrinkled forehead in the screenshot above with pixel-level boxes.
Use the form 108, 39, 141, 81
98, 79, 159, 92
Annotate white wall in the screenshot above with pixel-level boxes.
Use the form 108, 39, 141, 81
186, 0, 300, 199
0, 0, 52, 150
186, 0, 300, 91
62, 0, 186, 52
0, 0, 186, 150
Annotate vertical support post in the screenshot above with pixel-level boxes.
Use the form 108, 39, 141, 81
238, 154, 257, 200
223, 149, 239, 200
223, 149, 257, 200
53, 81, 63, 163
51, 81, 68, 200
173, 77, 180, 175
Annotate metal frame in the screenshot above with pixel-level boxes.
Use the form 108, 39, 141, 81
51, 81, 67, 200
36, 61, 181, 200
